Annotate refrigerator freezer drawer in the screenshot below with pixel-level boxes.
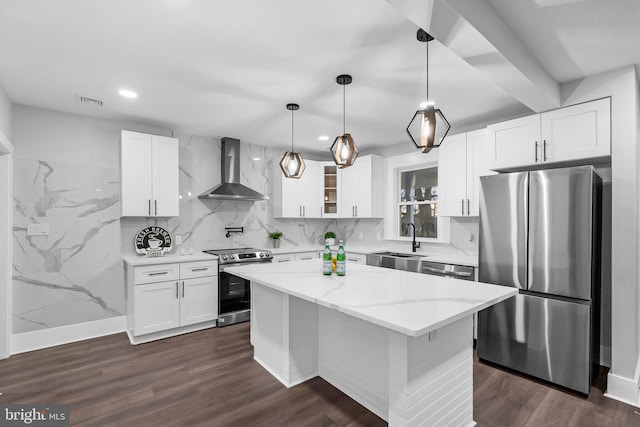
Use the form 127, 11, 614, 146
477, 293, 591, 394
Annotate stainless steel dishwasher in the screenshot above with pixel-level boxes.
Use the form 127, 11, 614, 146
421, 261, 475, 281
421, 260, 478, 339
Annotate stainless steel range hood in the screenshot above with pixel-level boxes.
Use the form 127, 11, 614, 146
198, 137, 269, 201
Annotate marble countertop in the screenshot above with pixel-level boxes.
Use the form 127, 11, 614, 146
270, 244, 478, 267
225, 259, 515, 337
123, 252, 218, 266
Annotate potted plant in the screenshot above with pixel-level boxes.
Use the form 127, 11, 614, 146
268, 231, 283, 248
324, 231, 336, 246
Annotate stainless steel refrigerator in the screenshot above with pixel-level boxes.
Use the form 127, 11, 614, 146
477, 165, 601, 394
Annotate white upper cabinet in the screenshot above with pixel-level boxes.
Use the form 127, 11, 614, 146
487, 115, 541, 170
340, 155, 383, 218
438, 133, 468, 216
540, 98, 611, 163
273, 158, 322, 218
439, 130, 494, 217
121, 130, 179, 217
274, 155, 383, 219
487, 98, 610, 171
299, 160, 323, 218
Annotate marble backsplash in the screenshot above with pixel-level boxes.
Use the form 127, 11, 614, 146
12, 127, 476, 334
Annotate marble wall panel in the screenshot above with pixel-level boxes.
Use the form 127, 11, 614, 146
12, 158, 122, 333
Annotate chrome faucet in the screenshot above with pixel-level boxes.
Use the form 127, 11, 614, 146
405, 222, 420, 252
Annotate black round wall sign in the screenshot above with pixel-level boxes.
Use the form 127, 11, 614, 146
135, 226, 173, 256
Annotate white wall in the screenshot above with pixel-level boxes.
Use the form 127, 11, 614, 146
560, 66, 640, 404
0, 84, 12, 140
0, 84, 13, 359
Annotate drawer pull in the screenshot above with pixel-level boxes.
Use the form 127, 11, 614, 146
191, 267, 209, 272
148, 271, 169, 276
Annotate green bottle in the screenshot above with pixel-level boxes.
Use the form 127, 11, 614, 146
322, 240, 332, 275
336, 240, 346, 276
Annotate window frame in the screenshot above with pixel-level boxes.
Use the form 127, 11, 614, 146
383, 150, 450, 244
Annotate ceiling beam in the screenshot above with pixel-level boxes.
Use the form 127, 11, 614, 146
386, 0, 561, 112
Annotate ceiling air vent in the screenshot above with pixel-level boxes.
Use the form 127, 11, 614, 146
78, 95, 104, 107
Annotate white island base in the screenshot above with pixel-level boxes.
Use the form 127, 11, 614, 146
252, 283, 474, 426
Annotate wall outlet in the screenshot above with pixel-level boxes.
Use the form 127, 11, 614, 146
27, 223, 49, 236
358, 232, 364, 240
175, 234, 183, 245
376, 233, 381, 241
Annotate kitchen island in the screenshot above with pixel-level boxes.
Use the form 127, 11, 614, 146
225, 260, 516, 426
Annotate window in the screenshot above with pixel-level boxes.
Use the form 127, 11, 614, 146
398, 167, 438, 239
383, 150, 449, 243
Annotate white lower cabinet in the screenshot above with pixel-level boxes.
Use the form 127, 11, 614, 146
127, 258, 218, 344
345, 252, 367, 264
134, 280, 181, 335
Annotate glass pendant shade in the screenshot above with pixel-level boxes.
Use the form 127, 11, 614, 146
406, 104, 450, 153
330, 74, 358, 169
280, 103, 305, 178
330, 133, 358, 169
279, 150, 305, 178
407, 29, 450, 153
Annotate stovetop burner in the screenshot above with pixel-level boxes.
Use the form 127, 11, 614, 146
203, 247, 272, 264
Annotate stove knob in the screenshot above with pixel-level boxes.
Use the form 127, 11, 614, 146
230, 254, 235, 259
222, 255, 227, 260
266, 252, 271, 258
259, 253, 264, 257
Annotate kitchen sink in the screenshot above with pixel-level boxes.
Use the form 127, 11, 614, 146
366, 251, 424, 273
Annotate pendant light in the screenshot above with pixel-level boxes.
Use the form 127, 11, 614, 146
279, 103, 306, 179
406, 29, 450, 153
330, 74, 358, 169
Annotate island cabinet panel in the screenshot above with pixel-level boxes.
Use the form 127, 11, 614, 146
252, 285, 319, 386
319, 308, 390, 421
388, 317, 473, 427
250, 280, 477, 426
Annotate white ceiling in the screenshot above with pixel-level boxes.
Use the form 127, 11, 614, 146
0, 0, 638, 155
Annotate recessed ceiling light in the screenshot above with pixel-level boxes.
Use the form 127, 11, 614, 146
119, 89, 138, 99
318, 135, 329, 141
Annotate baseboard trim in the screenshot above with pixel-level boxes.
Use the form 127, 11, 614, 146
126, 321, 217, 345
253, 355, 316, 388
10, 316, 127, 355
605, 372, 640, 408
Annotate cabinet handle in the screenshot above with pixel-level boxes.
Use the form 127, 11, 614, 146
535, 141, 539, 162
148, 199, 151, 216
461, 199, 465, 215
299, 206, 302, 217
303, 206, 305, 217
155, 200, 158, 216
191, 267, 208, 272
182, 281, 185, 297
176, 282, 179, 299
355, 206, 358, 217
149, 271, 169, 276
467, 199, 470, 216
543, 140, 547, 161
320, 207, 323, 217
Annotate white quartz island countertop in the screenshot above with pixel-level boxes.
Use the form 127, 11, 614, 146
225, 259, 516, 337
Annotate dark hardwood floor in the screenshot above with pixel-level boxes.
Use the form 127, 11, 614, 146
1, 323, 638, 426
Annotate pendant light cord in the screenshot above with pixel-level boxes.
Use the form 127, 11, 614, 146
343, 83, 346, 135
426, 38, 429, 104
291, 108, 294, 152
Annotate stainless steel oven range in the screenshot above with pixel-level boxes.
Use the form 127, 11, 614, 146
202, 247, 272, 327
